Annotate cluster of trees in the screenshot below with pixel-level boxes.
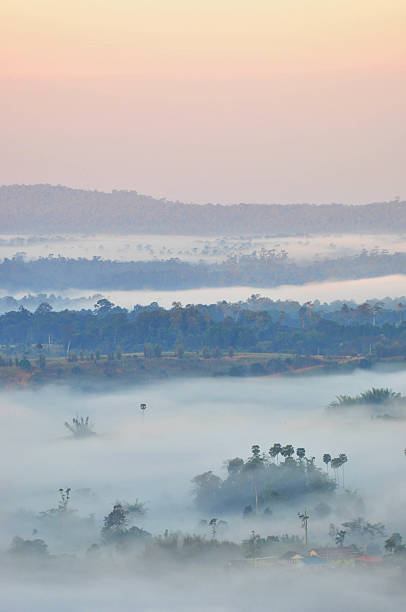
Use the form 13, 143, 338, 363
192, 444, 341, 515
10, 522, 406, 565
322, 454, 348, 486
7, 484, 406, 565
2, 249, 406, 291
1, 291, 406, 325
0, 293, 95, 315
328, 518, 386, 549
99, 503, 150, 549
385, 533, 406, 554
1, 300, 406, 358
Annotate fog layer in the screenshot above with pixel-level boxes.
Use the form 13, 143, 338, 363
1, 367, 406, 608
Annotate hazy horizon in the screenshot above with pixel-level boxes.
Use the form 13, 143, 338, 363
2, 0, 406, 204
0, 181, 404, 207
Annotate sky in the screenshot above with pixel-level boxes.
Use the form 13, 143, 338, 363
1, 0, 406, 204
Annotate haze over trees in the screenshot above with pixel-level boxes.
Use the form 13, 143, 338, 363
192, 444, 350, 516
1, 249, 406, 292
1, 185, 406, 235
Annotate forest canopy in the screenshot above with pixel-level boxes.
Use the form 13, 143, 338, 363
1, 300, 406, 357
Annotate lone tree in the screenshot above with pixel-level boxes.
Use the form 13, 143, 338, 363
58, 487, 71, 512
243, 530, 262, 559
102, 503, 127, 537
335, 529, 346, 547
296, 447, 306, 461
101, 502, 150, 547
38, 488, 73, 519
385, 533, 405, 553
65, 416, 95, 438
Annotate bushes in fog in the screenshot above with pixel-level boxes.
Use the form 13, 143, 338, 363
64, 416, 95, 438
8, 536, 49, 558
328, 388, 402, 409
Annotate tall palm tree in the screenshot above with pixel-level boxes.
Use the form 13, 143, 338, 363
338, 453, 348, 488
323, 453, 331, 472
298, 305, 307, 329
269, 443, 282, 464
372, 302, 384, 327
249, 445, 262, 511
330, 458, 341, 484
305, 301, 313, 323
296, 447, 306, 462
356, 302, 372, 325
251, 444, 261, 459
340, 303, 350, 326
281, 444, 295, 459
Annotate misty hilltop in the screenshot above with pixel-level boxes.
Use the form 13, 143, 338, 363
0, 185, 405, 235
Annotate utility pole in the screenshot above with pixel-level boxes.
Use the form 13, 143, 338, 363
298, 509, 309, 546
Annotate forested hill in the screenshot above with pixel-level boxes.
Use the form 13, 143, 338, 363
0, 184, 404, 235
0, 250, 405, 291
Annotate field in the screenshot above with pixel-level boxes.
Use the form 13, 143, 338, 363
0, 350, 380, 389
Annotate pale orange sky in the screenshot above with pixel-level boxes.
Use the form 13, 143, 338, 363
1, 0, 406, 203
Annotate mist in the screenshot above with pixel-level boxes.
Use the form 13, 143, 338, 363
2, 232, 406, 264
2, 274, 402, 310
1, 366, 406, 609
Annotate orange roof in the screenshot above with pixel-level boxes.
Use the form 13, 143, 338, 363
355, 555, 383, 563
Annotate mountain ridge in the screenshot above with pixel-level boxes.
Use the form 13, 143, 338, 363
0, 184, 403, 235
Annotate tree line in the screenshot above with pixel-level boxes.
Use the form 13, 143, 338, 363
1, 300, 406, 357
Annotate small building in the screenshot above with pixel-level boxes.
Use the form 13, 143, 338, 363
227, 556, 279, 569
300, 556, 327, 566
279, 551, 304, 564
355, 555, 383, 565
309, 546, 360, 561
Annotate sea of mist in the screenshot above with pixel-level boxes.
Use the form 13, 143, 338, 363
2, 563, 405, 612
1, 366, 406, 541
4, 273, 404, 310
1, 232, 406, 264
2, 231, 406, 311
1, 366, 406, 609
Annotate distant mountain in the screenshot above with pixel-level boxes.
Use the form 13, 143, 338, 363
0, 184, 404, 235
